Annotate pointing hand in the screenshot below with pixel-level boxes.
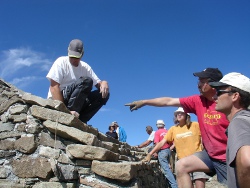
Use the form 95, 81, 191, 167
124, 100, 144, 111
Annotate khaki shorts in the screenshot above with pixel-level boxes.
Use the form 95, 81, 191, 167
190, 171, 211, 181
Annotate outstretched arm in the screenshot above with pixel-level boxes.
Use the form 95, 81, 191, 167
142, 138, 167, 162
138, 140, 152, 148
125, 97, 181, 111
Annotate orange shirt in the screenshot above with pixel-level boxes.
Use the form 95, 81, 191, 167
164, 122, 203, 159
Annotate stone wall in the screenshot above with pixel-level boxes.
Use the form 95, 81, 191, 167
0, 79, 169, 188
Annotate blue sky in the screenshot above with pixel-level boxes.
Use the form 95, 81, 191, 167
1, 1, 250, 146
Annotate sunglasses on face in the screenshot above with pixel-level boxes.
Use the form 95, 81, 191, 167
216, 89, 234, 97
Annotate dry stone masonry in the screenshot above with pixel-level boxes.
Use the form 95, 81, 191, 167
0, 79, 227, 188
0, 79, 168, 188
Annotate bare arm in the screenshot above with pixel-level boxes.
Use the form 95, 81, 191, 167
236, 145, 250, 187
149, 138, 167, 155
125, 97, 181, 111
142, 97, 181, 107
50, 79, 79, 117
138, 140, 152, 148
50, 79, 64, 102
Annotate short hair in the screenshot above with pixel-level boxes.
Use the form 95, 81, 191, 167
230, 86, 250, 109
146, 126, 153, 132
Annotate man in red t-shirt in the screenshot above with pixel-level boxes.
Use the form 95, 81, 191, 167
125, 68, 228, 187
154, 120, 177, 188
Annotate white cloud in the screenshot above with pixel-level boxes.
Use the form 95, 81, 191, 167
11, 76, 44, 89
100, 108, 111, 112
0, 47, 51, 80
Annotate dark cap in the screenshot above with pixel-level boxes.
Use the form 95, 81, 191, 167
68, 39, 84, 58
193, 68, 223, 82
146, 126, 153, 131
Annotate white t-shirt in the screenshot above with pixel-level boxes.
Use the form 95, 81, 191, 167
148, 131, 155, 141
46, 56, 101, 98
116, 127, 120, 139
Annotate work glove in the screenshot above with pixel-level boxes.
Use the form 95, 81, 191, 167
124, 100, 144, 111
142, 154, 151, 163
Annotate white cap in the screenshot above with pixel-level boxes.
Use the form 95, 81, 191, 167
156, 120, 165, 128
209, 72, 250, 93
174, 107, 190, 116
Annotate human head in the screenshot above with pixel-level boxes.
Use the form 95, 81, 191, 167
146, 126, 153, 135
111, 121, 119, 129
174, 107, 191, 126
156, 120, 165, 128
68, 39, 84, 59
108, 124, 115, 131
193, 68, 223, 97
209, 72, 250, 113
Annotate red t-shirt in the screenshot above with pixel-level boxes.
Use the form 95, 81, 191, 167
180, 95, 229, 162
154, 128, 171, 150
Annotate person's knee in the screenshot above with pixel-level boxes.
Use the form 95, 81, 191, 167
176, 158, 189, 175
78, 76, 93, 92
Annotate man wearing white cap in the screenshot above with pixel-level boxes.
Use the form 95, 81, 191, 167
125, 68, 229, 187
153, 120, 178, 188
47, 39, 110, 124
209, 72, 250, 188
112, 121, 127, 142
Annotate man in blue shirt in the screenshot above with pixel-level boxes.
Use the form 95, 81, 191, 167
112, 121, 127, 142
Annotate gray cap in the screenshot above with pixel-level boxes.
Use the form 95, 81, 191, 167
68, 39, 84, 58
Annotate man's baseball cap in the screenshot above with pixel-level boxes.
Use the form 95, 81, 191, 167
68, 39, 84, 58
209, 72, 250, 94
193, 68, 223, 82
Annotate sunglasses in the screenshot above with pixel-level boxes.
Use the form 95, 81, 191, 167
216, 89, 234, 97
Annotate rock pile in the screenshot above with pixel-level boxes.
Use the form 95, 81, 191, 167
0, 79, 168, 188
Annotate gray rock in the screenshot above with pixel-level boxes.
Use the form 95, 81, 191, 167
14, 135, 37, 154
0, 96, 24, 115
32, 182, 76, 188
22, 93, 70, 114
9, 113, 27, 123
0, 122, 15, 132
0, 139, 15, 150
31, 105, 98, 135
9, 105, 28, 115
39, 132, 65, 150
43, 120, 99, 146
66, 144, 119, 161
91, 160, 140, 182
39, 146, 61, 159
11, 156, 52, 179
0, 167, 7, 178
50, 158, 78, 181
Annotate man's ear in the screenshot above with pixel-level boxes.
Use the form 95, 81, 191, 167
232, 92, 240, 102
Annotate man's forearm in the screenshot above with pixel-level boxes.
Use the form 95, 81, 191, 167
143, 97, 181, 107
50, 86, 64, 102
138, 140, 151, 148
